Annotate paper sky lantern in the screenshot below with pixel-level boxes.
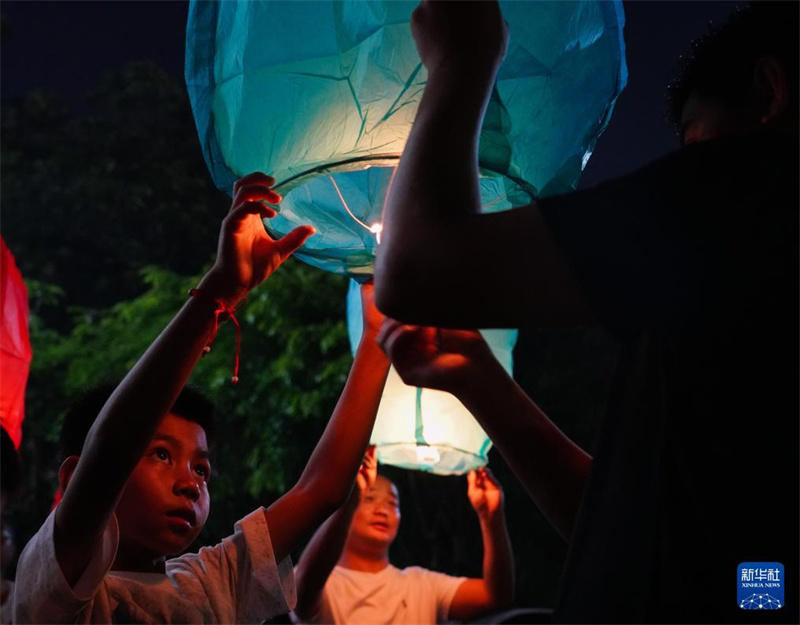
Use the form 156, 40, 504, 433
186, 0, 627, 278
347, 280, 517, 475
0, 238, 32, 449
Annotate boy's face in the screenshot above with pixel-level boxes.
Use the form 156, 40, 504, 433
115, 413, 211, 561
348, 476, 401, 551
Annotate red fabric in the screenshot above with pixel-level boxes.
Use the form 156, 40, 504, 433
0, 237, 32, 449
188, 288, 242, 384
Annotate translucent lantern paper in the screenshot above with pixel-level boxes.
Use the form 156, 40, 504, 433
186, 1, 627, 278
347, 280, 517, 475
0, 238, 32, 449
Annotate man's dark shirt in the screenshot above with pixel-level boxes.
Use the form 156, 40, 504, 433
540, 132, 799, 623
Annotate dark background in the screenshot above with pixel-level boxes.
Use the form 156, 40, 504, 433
1, 0, 740, 184
0, 0, 743, 615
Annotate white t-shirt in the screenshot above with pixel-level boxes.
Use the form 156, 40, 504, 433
13, 506, 295, 624
293, 564, 466, 625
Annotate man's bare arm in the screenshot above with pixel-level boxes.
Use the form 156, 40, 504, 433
376, 1, 590, 328
379, 322, 591, 541
448, 469, 515, 621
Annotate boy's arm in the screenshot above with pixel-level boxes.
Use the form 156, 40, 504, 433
293, 447, 377, 620
448, 468, 514, 621
378, 321, 591, 541
264, 286, 390, 564
375, 0, 590, 328
292, 497, 358, 620
54, 173, 313, 586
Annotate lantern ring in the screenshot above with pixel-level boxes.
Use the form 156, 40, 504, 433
271, 154, 402, 196
270, 156, 537, 211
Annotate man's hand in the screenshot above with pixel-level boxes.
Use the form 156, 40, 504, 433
377, 320, 498, 394
467, 467, 504, 521
355, 445, 378, 498
199, 172, 315, 307
361, 282, 385, 339
449, 466, 513, 619
411, 0, 508, 79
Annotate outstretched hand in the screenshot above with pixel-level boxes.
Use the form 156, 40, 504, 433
355, 445, 378, 498
411, 0, 508, 78
467, 467, 504, 520
200, 172, 315, 306
377, 321, 496, 393
361, 282, 385, 338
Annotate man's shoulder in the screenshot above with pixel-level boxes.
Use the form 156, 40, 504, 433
395, 565, 461, 584
329, 564, 431, 584
396, 565, 430, 576
640, 129, 798, 194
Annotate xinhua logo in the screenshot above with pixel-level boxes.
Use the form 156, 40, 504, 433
737, 562, 784, 610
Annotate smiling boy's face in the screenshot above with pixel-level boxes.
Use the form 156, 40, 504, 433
114, 413, 212, 563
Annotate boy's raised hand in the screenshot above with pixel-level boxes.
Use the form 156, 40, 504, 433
377, 321, 498, 394
199, 172, 314, 306
467, 467, 504, 521
411, 0, 508, 78
361, 281, 385, 339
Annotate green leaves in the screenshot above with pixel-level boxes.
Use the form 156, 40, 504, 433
3, 60, 358, 548
22, 261, 352, 545
1, 62, 226, 329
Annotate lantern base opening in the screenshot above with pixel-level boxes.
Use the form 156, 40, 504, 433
264, 160, 535, 278
375, 442, 489, 476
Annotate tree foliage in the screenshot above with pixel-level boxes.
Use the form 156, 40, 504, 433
20, 261, 352, 548
3, 58, 617, 611
1, 57, 365, 561
1, 62, 226, 329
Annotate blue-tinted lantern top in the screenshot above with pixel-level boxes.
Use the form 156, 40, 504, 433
186, 1, 626, 278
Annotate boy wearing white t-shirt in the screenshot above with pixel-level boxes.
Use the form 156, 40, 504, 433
13, 173, 391, 624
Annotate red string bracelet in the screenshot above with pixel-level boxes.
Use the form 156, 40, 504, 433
188, 288, 242, 384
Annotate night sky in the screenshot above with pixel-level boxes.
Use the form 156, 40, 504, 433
1, 0, 741, 187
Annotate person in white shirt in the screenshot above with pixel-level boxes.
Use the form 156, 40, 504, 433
293, 447, 514, 624
13, 172, 391, 624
